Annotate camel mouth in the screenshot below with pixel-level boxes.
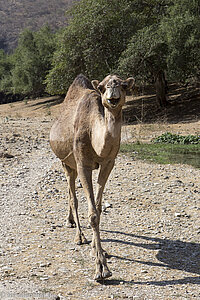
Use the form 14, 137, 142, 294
107, 98, 120, 107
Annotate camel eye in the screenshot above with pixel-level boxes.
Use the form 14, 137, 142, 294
97, 84, 105, 93
121, 82, 128, 89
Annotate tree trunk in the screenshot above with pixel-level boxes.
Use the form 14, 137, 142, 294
155, 70, 169, 108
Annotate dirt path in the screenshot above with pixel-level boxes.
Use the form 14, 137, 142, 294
0, 99, 200, 299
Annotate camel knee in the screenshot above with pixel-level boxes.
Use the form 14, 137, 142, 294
69, 195, 78, 210
96, 203, 102, 215
89, 213, 99, 228
71, 200, 78, 211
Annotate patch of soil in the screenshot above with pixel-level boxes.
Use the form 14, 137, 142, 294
122, 83, 200, 143
124, 83, 200, 124
0, 87, 199, 299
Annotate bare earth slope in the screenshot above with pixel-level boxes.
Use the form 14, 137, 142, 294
0, 95, 199, 299
0, 0, 78, 52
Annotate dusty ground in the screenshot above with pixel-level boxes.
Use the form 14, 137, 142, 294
0, 89, 200, 300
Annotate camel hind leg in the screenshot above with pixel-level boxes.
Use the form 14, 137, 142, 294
62, 163, 88, 245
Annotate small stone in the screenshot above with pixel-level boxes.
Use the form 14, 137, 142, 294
105, 201, 112, 208
174, 212, 181, 217
40, 275, 50, 280
174, 180, 184, 186
40, 262, 51, 267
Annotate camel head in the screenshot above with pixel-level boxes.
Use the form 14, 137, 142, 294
92, 75, 135, 110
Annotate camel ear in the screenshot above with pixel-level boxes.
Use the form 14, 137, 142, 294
92, 80, 105, 93
122, 77, 135, 90
97, 83, 105, 93
91, 80, 99, 90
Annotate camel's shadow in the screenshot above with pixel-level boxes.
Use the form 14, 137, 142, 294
100, 229, 200, 286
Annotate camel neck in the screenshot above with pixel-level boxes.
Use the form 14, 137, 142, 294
104, 108, 122, 139
91, 107, 122, 158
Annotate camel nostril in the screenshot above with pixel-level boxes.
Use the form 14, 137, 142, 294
107, 98, 120, 106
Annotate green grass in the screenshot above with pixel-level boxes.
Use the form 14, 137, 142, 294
120, 143, 200, 168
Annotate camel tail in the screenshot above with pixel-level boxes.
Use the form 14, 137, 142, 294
72, 74, 94, 90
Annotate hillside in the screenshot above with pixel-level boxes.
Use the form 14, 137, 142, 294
0, 0, 78, 52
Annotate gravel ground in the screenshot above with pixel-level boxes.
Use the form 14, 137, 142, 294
0, 115, 200, 300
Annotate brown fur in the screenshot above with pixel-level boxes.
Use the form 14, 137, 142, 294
50, 74, 134, 280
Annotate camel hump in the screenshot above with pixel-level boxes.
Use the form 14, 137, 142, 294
72, 74, 94, 90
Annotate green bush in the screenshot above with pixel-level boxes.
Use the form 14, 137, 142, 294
153, 132, 200, 144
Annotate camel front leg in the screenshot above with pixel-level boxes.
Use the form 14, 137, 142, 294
96, 160, 115, 217
77, 165, 112, 280
62, 163, 88, 245
91, 160, 115, 258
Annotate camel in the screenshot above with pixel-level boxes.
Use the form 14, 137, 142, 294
50, 74, 134, 280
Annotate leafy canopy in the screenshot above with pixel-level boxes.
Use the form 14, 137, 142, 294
118, 0, 200, 83
0, 0, 199, 97
46, 0, 147, 94
1, 26, 55, 97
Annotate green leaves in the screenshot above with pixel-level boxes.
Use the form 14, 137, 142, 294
153, 132, 200, 144
0, 26, 55, 97
1, 0, 199, 97
118, 0, 199, 83
0, 49, 15, 94
117, 25, 168, 82
45, 0, 138, 94
159, 0, 200, 81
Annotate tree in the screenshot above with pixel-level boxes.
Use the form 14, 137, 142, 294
2, 0, 198, 99
0, 49, 14, 96
45, 0, 141, 95
160, 0, 200, 82
118, 0, 200, 84
11, 26, 55, 97
117, 25, 168, 83
155, 70, 170, 107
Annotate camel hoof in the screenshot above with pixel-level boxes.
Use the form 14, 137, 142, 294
103, 270, 112, 279
94, 272, 103, 281
103, 250, 110, 258
75, 233, 88, 245
66, 219, 76, 228
94, 270, 112, 281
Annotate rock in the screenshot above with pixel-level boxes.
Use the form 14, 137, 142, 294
40, 275, 50, 281
0, 152, 14, 159
103, 201, 112, 212
174, 212, 182, 217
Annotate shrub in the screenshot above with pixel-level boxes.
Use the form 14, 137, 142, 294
153, 132, 200, 144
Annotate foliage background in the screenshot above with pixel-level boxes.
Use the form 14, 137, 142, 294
0, 0, 199, 99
